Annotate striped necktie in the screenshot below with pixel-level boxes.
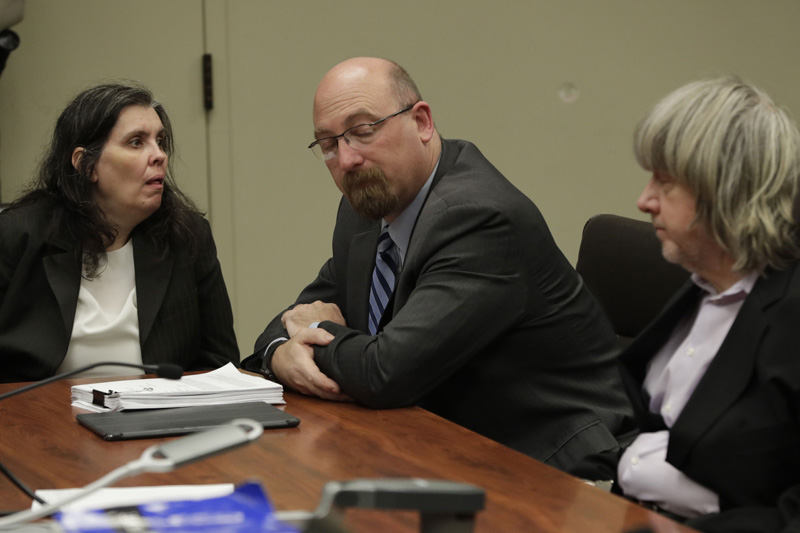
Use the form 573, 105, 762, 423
368, 226, 398, 335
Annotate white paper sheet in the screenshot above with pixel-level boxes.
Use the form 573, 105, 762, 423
32, 484, 235, 511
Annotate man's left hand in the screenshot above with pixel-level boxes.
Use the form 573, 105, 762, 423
271, 328, 351, 402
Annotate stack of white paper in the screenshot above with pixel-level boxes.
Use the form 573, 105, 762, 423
71, 363, 283, 412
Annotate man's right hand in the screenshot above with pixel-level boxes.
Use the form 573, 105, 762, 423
282, 301, 346, 338
271, 327, 351, 402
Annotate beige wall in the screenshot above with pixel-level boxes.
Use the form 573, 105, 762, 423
2, 1, 800, 357
0, 0, 209, 209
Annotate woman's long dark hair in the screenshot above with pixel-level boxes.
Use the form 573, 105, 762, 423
11, 82, 201, 277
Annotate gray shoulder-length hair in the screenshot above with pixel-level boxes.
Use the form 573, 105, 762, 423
634, 76, 800, 272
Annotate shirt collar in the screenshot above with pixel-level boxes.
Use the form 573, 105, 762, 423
382, 157, 440, 263
691, 270, 759, 302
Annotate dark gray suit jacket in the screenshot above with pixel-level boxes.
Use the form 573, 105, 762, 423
245, 138, 633, 472
621, 263, 800, 533
0, 202, 238, 382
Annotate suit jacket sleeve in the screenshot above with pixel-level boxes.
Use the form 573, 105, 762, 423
316, 198, 528, 408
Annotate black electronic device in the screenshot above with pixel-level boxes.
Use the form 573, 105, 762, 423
77, 401, 299, 441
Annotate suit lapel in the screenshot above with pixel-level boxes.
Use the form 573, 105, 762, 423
347, 226, 380, 333
43, 249, 82, 334
133, 234, 173, 345
620, 282, 701, 431
667, 269, 788, 466
384, 138, 455, 321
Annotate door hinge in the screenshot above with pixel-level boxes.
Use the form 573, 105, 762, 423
203, 53, 213, 110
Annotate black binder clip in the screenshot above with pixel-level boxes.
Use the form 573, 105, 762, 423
91, 389, 109, 408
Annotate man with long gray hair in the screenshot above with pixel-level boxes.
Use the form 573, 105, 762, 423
613, 76, 800, 532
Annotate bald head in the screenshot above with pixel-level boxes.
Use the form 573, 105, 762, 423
314, 57, 422, 118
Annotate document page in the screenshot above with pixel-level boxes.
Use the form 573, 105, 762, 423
33, 484, 235, 511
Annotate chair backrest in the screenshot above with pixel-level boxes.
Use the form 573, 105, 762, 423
576, 214, 690, 345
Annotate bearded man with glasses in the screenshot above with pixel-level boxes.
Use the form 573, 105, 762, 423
242, 57, 634, 476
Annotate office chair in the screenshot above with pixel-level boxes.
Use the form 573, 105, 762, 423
576, 214, 689, 346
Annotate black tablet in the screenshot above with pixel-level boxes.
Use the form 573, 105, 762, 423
76, 401, 300, 441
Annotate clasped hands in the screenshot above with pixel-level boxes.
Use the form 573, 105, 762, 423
271, 301, 352, 401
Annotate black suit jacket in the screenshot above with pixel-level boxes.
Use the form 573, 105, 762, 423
245, 138, 634, 472
0, 202, 238, 382
620, 263, 800, 533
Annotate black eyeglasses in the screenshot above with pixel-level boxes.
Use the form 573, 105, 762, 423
308, 103, 418, 161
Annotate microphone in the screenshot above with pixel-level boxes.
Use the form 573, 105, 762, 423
0, 362, 183, 402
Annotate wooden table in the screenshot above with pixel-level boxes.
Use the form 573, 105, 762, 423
0, 376, 695, 532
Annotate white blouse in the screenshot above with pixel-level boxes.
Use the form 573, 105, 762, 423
58, 239, 143, 378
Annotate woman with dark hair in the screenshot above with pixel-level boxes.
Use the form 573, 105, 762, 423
0, 82, 238, 382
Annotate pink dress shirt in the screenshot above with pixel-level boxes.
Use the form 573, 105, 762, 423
618, 271, 759, 518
